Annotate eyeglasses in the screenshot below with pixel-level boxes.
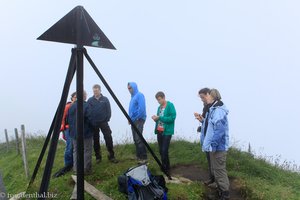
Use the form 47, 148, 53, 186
128, 87, 132, 90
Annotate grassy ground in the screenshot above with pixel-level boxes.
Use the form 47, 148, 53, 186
0, 137, 300, 199
227, 148, 300, 199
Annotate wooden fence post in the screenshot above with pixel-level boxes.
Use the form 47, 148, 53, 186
21, 125, 30, 179
14, 128, 20, 155
4, 129, 9, 152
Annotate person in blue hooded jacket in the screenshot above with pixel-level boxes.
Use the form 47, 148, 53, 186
127, 82, 147, 163
197, 89, 230, 200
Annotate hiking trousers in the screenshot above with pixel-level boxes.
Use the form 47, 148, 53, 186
210, 151, 230, 192
131, 119, 147, 160
157, 134, 172, 171
206, 151, 214, 181
92, 122, 115, 160
73, 136, 93, 173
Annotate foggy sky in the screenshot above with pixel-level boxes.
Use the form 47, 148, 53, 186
1, 1, 300, 166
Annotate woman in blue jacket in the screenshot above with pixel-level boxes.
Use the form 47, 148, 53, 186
197, 89, 230, 200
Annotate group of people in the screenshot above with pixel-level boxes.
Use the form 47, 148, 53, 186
54, 84, 118, 177
127, 82, 176, 174
54, 83, 229, 200
54, 82, 176, 177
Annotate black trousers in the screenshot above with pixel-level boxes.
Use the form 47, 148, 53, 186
157, 133, 172, 171
92, 122, 115, 159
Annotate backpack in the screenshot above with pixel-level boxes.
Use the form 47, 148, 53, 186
118, 164, 168, 200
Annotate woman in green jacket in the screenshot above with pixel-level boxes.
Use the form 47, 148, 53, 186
152, 91, 176, 173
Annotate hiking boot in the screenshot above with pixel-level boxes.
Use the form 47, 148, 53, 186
219, 191, 230, 200
65, 165, 73, 172
203, 178, 215, 185
207, 182, 218, 189
108, 155, 119, 163
207, 193, 217, 200
84, 169, 92, 176
53, 168, 65, 178
52, 165, 73, 178
166, 169, 171, 176
96, 156, 102, 164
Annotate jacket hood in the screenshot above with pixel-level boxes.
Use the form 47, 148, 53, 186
211, 101, 229, 115
128, 82, 139, 96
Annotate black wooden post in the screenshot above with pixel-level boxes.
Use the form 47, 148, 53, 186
75, 47, 85, 200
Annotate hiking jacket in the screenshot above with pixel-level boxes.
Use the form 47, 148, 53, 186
128, 82, 147, 122
200, 101, 229, 152
68, 101, 92, 139
154, 101, 176, 135
60, 102, 72, 131
87, 94, 111, 127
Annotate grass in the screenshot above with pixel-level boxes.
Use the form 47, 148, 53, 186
0, 137, 300, 199
226, 148, 300, 199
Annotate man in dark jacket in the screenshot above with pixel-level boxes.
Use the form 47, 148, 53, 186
88, 84, 117, 163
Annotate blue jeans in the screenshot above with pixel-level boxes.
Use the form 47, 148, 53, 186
157, 134, 172, 171
64, 129, 73, 167
131, 120, 147, 160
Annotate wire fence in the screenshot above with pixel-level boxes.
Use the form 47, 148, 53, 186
0, 125, 31, 181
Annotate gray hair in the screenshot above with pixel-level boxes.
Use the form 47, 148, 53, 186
210, 88, 222, 101
93, 84, 101, 89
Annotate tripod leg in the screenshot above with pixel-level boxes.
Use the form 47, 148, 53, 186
75, 47, 85, 200
29, 49, 77, 190
38, 49, 77, 199
27, 109, 58, 188
83, 50, 171, 179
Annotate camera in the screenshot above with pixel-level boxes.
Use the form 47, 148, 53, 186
197, 126, 202, 133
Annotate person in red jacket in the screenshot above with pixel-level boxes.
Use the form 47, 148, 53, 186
53, 92, 76, 177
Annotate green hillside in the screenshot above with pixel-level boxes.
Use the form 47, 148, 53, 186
0, 136, 299, 199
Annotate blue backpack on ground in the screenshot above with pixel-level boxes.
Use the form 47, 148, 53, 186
118, 164, 168, 200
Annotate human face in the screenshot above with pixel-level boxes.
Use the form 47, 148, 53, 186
206, 94, 215, 104
199, 93, 209, 104
83, 91, 87, 101
71, 95, 77, 102
128, 85, 133, 95
156, 97, 166, 106
93, 87, 101, 97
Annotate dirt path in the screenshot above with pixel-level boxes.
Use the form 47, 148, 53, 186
171, 164, 244, 200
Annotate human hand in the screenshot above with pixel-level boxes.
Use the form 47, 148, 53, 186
194, 112, 203, 122
62, 132, 66, 141
152, 115, 159, 121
